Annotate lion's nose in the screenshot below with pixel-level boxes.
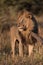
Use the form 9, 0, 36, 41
23, 26, 27, 31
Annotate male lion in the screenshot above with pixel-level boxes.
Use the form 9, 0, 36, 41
10, 10, 38, 57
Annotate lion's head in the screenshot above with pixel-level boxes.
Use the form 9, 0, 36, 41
17, 10, 34, 33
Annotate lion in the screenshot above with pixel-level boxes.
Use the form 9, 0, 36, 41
10, 9, 38, 57
10, 10, 34, 57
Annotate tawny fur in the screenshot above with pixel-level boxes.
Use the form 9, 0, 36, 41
10, 10, 38, 57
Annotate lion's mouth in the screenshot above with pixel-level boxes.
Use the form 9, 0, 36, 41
18, 26, 27, 31
18, 27, 23, 31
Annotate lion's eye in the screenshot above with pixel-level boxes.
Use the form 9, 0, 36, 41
23, 25, 24, 26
